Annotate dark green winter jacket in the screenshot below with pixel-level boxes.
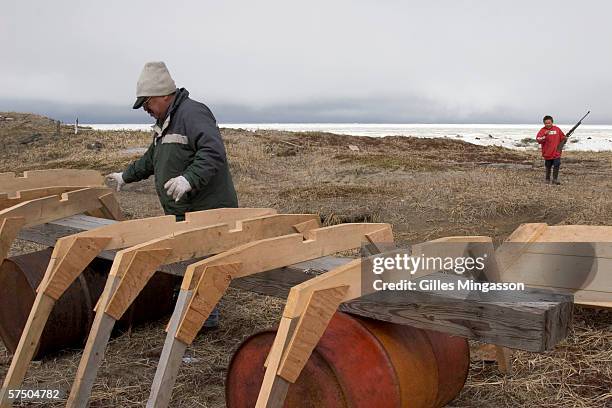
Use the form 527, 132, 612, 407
122, 88, 238, 216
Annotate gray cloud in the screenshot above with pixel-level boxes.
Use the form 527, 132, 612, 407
1, 1, 611, 123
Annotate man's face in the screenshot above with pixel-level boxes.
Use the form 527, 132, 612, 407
143, 95, 172, 120
544, 119, 553, 129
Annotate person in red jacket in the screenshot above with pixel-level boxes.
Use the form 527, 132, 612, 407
536, 115, 566, 185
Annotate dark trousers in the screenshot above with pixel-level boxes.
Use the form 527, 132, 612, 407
545, 158, 561, 181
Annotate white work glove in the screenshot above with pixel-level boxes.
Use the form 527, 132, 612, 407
105, 172, 125, 192
164, 175, 192, 202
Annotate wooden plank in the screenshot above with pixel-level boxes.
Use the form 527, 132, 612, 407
19, 209, 283, 262
175, 263, 237, 344
341, 272, 572, 352
97, 192, 125, 221
539, 225, 612, 242
104, 248, 172, 319
292, 219, 320, 234
581, 301, 612, 309
1, 188, 114, 271
232, 261, 572, 352
0, 186, 84, 210
18, 222, 83, 249
74, 208, 280, 251
181, 223, 393, 290
0, 169, 104, 194
496, 346, 514, 375
84, 208, 108, 219
184, 207, 277, 228
0, 187, 114, 228
523, 242, 612, 259
105, 214, 319, 320
16, 215, 318, 267
277, 286, 348, 382
0, 293, 55, 407
40, 236, 111, 299
503, 253, 612, 293
0, 217, 26, 265
496, 223, 548, 274
53, 214, 117, 229
149, 214, 319, 268
497, 223, 612, 307
176, 224, 392, 332
283, 258, 363, 318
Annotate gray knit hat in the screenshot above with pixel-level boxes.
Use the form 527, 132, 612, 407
133, 61, 177, 109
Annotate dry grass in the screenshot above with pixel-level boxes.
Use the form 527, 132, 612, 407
1, 113, 611, 407
457, 307, 611, 408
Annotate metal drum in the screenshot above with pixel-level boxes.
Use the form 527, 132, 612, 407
0, 248, 180, 359
226, 312, 469, 408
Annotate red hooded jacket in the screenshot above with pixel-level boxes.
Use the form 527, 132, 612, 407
536, 126, 566, 159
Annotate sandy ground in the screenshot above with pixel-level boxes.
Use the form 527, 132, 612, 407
0, 113, 611, 407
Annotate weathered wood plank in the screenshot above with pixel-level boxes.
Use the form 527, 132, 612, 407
232, 264, 572, 352
341, 273, 572, 352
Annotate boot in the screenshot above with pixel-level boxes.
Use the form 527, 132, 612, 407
552, 167, 561, 185
545, 166, 552, 184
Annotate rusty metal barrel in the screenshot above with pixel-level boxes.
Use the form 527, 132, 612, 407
226, 312, 469, 408
0, 248, 181, 359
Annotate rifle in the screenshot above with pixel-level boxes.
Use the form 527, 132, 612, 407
557, 110, 590, 152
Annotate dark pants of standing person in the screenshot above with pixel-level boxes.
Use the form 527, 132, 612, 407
545, 158, 561, 184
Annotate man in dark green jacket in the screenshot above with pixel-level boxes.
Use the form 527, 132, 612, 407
106, 61, 237, 327
106, 61, 238, 219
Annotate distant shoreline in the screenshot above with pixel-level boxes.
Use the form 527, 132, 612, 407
83, 123, 612, 152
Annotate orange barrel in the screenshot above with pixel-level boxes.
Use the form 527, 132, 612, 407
0, 248, 180, 359
226, 312, 469, 408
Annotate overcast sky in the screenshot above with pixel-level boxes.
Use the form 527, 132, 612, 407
1, 1, 610, 123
